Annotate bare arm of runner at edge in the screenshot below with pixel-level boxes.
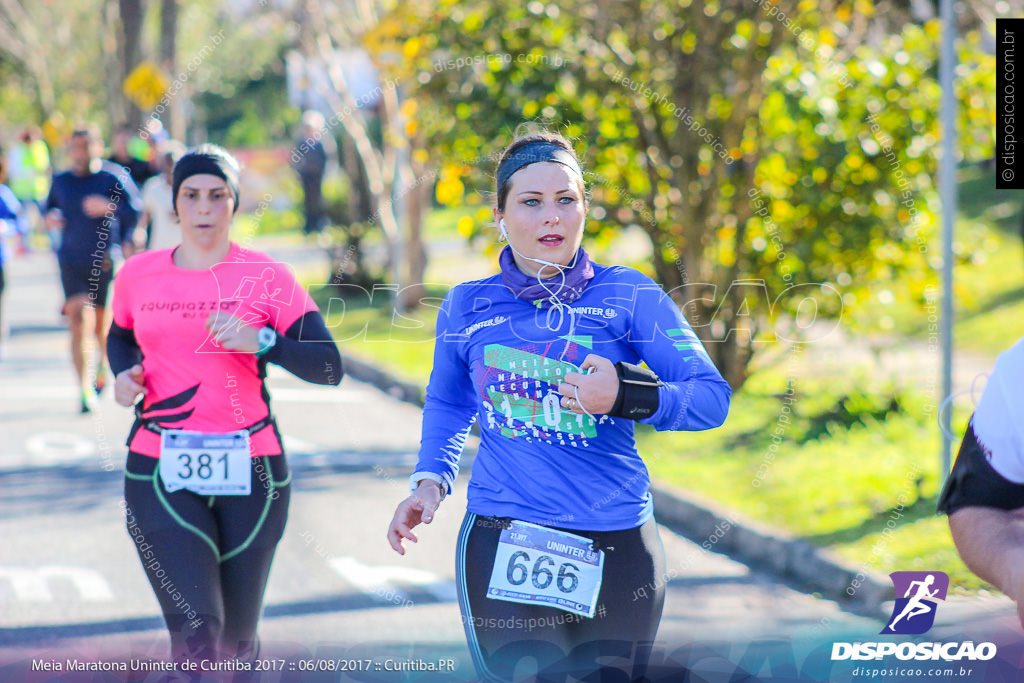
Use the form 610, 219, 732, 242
556, 353, 618, 415
938, 337, 1024, 629
205, 311, 260, 353
387, 480, 443, 555
114, 364, 146, 407
949, 506, 1024, 628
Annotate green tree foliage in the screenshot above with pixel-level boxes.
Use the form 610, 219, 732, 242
175, 1, 296, 144
371, 0, 994, 389
0, 0, 113, 134
755, 12, 994, 333
0, 0, 296, 147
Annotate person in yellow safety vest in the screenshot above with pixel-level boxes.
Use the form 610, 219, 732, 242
6, 126, 52, 252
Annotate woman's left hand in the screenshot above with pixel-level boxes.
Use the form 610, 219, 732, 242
206, 312, 261, 353
558, 354, 618, 415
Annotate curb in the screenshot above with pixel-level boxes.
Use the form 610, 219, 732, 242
339, 351, 425, 407
651, 482, 893, 616
338, 351, 894, 616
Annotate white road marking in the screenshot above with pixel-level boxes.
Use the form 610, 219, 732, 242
283, 441, 417, 465
25, 432, 96, 463
1, 386, 77, 399
328, 556, 456, 604
268, 387, 371, 403
0, 566, 114, 602
281, 434, 324, 455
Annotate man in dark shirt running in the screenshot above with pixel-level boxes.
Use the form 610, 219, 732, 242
46, 125, 140, 412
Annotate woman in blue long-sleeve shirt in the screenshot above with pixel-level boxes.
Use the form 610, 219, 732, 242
387, 131, 731, 681
0, 157, 29, 358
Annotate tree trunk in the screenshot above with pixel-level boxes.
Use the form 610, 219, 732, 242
304, 0, 400, 289
341, 136, 372, 223
118, 0, 148, 128
159, 0, 181, 139
26, 53, 56, 123
399, 133, 429, 309
102, 2, 126, 127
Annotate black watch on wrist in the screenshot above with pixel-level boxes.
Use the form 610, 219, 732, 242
608, 361, 663, 420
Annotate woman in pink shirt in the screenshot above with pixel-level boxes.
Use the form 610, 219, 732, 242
107, 145, 342, 664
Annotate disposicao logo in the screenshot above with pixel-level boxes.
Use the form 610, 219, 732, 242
831, 570, 997, 663
881, 571, 949, 635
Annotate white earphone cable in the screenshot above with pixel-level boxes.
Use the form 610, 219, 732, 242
500, 218, 594, 419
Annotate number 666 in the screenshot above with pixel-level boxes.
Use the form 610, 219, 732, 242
506, 551, 579, 593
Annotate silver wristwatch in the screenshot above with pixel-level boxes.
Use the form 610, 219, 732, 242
409, 472, 448, 500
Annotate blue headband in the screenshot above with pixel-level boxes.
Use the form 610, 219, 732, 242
496, 141, 583, 195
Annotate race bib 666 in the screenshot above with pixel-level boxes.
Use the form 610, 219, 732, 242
486, 520, 604, 618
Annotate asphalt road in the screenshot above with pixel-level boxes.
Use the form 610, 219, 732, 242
0, 246, 1017, 683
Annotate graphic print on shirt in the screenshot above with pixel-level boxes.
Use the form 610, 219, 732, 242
667, 327, 710, 362
139, 383, 199, 426
481, 341, 603, 446
137, 298, 240, 320
228, 266, 287, 328
198, 262, 299, 353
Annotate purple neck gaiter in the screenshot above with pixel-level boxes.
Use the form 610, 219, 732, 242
499, 245, 595, 309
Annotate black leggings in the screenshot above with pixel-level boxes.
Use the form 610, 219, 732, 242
456, 512, 666, 682
123, 451, 290, 663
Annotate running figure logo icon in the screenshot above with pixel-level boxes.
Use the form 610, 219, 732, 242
880, 571, 949, 635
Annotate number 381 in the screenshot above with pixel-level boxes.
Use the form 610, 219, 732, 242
506, 551, 579, 593
177, 452, 228, 480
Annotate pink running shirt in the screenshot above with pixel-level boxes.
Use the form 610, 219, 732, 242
112, 242, 318, 457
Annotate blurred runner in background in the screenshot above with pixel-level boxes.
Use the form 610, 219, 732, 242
0, 156, 30, 358
6, 125, 50, 252
107, 125, 157, 189
139, 141, 185, 251
290, 111, 327, 236
45, 124, 140, 412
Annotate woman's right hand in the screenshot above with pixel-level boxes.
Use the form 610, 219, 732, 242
114, 364, 147, 407
387, 480, 443, 555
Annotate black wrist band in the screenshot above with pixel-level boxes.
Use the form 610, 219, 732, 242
608, 361, 662, 420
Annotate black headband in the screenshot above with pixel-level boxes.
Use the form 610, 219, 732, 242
173, 147, 241, 213
496, 141, 583, 195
